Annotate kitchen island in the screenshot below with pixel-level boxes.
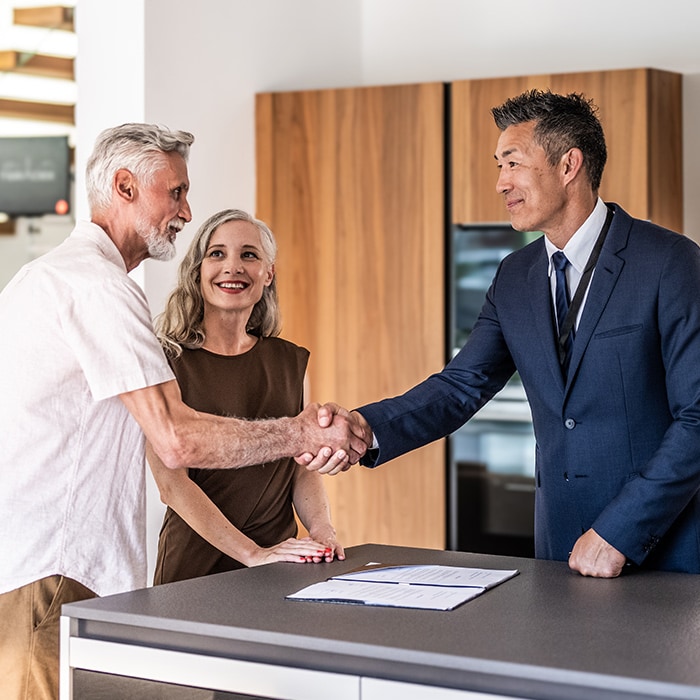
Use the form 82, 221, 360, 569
60, 543, 700, 699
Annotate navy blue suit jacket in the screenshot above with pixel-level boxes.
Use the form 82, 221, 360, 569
358, 204, 700, 573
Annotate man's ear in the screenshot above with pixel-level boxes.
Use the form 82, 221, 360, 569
561, 148, 584, 186
114, 169, 135, 202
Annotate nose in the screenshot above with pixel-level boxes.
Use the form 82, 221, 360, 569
496, 167, 511, 195
179, 194, 192, 223
222, 261, 244, 275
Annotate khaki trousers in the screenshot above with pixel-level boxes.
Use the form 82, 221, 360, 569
0, 575, 95, 700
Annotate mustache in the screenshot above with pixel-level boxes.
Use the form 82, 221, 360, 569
168, 217, 185, 232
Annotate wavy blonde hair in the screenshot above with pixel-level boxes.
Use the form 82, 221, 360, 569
155, 209, 281, 358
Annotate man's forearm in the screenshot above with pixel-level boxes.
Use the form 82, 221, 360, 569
121, 381, 367, 471
171, 411, 311, 470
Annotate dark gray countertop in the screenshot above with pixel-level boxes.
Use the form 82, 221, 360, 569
63, 544, 700, 699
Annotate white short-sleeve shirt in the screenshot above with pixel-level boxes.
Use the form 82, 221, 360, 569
0, 220, 175, 597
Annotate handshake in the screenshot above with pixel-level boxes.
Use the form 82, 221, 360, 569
293, 402, 374, 475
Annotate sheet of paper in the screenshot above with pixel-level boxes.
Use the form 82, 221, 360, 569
333, 564, 519, 589
286, 579, 484, 610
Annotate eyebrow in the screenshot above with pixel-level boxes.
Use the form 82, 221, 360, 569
494, 147, 518, 161
205, 243, 262, 252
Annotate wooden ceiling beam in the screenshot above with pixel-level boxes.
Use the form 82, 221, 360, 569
0, 97, 74, 124
0, 51, 74, 81
12, 6, 75, 33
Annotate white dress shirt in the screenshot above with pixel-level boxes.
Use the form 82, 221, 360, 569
544, 197, 609, 330
0, 221, 174, 597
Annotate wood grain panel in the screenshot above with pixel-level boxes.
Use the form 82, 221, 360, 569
0, 97, 74, 125
0, 51, 74, 80
256, 84, 446, 548
451, 75, 548, 223
550, 69, 649, 222
13, 6, 74, 32
647, 70, 683, 233
452, 68, 682, 231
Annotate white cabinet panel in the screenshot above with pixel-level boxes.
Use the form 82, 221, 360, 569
362, 676, 525, 700
66, 637, 359, 700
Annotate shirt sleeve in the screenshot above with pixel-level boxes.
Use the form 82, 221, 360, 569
60, 274, 174, 401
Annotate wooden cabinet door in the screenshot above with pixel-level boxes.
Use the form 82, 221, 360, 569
452, 68, 682, 232
451, 75, 539, 224
256, 83, 446, 548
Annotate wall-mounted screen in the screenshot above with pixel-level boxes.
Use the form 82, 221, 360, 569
0, 136, 71, 218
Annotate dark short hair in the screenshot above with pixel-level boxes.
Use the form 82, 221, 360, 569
491, 89, 607, 191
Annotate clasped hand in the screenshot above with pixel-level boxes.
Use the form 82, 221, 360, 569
294, 402, 373, 475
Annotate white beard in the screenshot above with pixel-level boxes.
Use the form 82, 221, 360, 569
138, 219, 179, 261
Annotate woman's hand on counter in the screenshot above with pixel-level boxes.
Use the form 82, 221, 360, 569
247, 536, 343, 567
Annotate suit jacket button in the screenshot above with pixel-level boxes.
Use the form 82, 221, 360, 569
564, 418, 576, 430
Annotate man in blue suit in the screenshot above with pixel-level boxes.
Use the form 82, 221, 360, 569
309, 89, 700, 577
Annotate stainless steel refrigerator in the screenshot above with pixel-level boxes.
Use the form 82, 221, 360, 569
447, 223, 541, 556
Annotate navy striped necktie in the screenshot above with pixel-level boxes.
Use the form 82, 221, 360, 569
552, 251, 573, 372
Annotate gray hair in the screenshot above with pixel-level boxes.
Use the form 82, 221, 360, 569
155, 208, 281, 358
85, 123, 194, 213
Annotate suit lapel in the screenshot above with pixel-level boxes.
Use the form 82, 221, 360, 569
564, 205, 631, 393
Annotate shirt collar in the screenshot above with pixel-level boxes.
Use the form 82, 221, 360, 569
70, 219, 128, 273
545, 197, 608, 275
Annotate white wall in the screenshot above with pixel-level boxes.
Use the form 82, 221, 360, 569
0, 216, 74, 280
360, 0, 700, 83
72, 0, 700, 580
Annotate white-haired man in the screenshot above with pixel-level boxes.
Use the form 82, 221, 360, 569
0, 123, 368, 699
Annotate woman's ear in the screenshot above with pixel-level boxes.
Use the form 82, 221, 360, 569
265, 263, 275, 287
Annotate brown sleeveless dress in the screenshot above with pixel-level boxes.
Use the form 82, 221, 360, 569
153, 337, 309, 584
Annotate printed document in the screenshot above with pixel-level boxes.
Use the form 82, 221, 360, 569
286, 564, 519, 611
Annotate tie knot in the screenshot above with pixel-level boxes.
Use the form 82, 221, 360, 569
552, 251, 569, 272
